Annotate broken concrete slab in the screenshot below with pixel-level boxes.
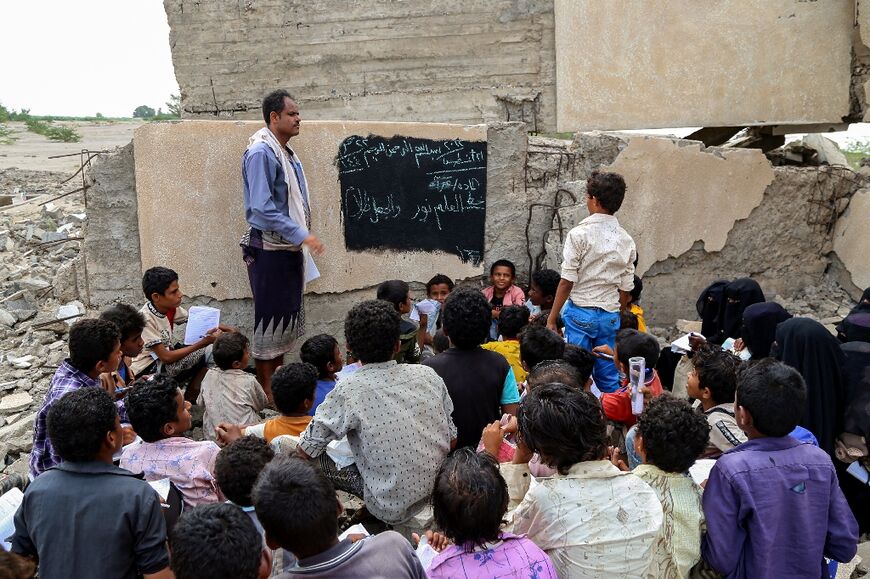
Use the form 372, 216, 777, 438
833, 188, 870, 293
0, 308, 15, 328
802, 134, 848, 167
0, 411, 37, 440
0, 392, 33, 413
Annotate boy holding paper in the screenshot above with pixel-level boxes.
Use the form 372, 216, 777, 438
131, 267, 234, 401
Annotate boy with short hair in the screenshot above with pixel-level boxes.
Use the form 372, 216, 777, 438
500, 383, 663, 577
121, 375, 223, 507
702, 359, 858, 578
482, 305, 531, 383
131, 266, 223, 400
198, 332, 267, 442
217, 362, 317, 444
548, 171, 637, 393
13, 388, 172, 579
424, 288, 520, 449
254, 455, 426, 578
376, 279, 421, 363
30, 318, 124, 477
562, 344, 596, 389
412, 273, 454, 351
631, 394, 710, 578
299, 333, 343, 415
528, 267, 560, 322
483, 259, 526, 340
100, 303, 146, 386
686, 346, 747, 458
519, 323, 566, 372
170, 503, 270, 579
298, 300, 456, 528
597, 328, 664, 427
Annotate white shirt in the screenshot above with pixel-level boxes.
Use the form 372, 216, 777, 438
561, 213, 636, 312
502, 460, 663, 578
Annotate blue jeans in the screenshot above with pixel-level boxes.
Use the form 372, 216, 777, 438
562, 302, 620, 392
625, 425, 642, 470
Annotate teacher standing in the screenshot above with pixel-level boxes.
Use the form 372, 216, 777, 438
241, 89, 324, 401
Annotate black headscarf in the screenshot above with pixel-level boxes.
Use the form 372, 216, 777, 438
741, 302, 792, 359
774, 317, 847, 457
696, 280, 729, 344
722, 278, 765, 340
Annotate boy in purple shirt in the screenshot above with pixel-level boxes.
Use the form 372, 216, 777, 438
702, 359, 858, 579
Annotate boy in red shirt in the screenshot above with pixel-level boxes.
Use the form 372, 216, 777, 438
594, 329, 663, 426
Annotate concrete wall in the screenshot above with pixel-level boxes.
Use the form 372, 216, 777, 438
83, 123, 864, 343
165, 1, 863, 133
133, 120, 486, 301
165, 0, 556, 130
833, 186, 870, 292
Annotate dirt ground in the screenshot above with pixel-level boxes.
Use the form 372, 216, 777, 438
0, 120, 142, 173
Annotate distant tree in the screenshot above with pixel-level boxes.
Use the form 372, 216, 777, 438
133, 105, 156, 118
166, 94, 181, 117
95, 112, 104, 119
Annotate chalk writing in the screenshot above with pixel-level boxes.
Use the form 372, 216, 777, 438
337, 135, 486, 264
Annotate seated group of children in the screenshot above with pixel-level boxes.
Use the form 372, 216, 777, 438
9, 258, 861, 579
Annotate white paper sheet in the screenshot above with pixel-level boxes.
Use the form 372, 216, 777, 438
689, 459, 717, 486
847, 461, 870, 484
184, 306, 221, 345
414, 535, 440, 570
338, 523, 369, 542
148, 478, 172, 502
305, 252, 320, 284
0, 487, 24, 550
326, 438, 356, 469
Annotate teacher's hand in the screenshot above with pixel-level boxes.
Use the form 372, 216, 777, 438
303, 234, 325, 256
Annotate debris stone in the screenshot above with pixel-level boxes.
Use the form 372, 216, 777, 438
0, 392, 33, 413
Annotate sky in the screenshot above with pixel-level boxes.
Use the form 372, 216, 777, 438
0, 1, 178, 118
1, 1, 869, 149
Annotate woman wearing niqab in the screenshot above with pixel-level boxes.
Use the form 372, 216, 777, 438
741, 302, 792, 359
721, 278, 765, 341
774, 317, 847, 457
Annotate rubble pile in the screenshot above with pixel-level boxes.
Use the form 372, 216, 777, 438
0, 168, 91, 478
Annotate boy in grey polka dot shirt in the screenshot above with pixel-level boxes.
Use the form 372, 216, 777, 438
298, 300, 457, 526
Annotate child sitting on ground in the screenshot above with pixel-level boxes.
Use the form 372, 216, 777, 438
702, 360, 858, 578
12, 388, 172, 579
686, 345, 747, 458
519, 324, 566, 378
253, 455, 426, 577
30, 318, 125, 477
619, 275, 647, 332
624, 394, 710, 578
425, 448, 557, 578
300, 333, 343, 415
377, 279, 421, 363
596, 328, 664, 427
527, 268, 560, 323
99, 303, 146, 388
131, 266, 228, 401
483, 259, 526, 340
498, 383, 663, 577
482, 305, 531, 383
548, 172, 636, 392
170, 503, 269, 579
198, 332, 267, 442
298, 300, 456, 530
562, 344, 596, 391
424, 288, 520, 449
216, 362, 317, 444
411, 273, 454, 351
121, 375, 223, 506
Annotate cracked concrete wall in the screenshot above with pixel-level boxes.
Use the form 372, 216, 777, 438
538, 136, 859, 325
554, 0, 855, 131
164, 0, 556, 131
82, 143, 142, 307
134, 120, 486, 301
833, 186, 870, 292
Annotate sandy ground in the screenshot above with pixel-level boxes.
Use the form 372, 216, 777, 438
0, 120, 142, 173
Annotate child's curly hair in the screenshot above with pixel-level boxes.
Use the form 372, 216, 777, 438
636, 394, 711, 473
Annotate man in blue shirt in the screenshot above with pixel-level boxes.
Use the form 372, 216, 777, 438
241, 89, 324, 401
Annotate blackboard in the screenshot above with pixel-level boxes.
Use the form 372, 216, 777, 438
336, 135, 486, 265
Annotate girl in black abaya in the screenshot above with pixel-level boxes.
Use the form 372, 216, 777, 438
774, 317, 847, 457
740, 302, 792, 359
721, 278, 765, 341
695, 280, 729, 344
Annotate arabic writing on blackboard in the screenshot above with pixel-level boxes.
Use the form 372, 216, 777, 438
336, 135, 487, 264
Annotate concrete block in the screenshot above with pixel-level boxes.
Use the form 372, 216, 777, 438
0, 392, 33, 414
0, 412, 37, 440
554, 0, 853, 131
834, 188, 870, 291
